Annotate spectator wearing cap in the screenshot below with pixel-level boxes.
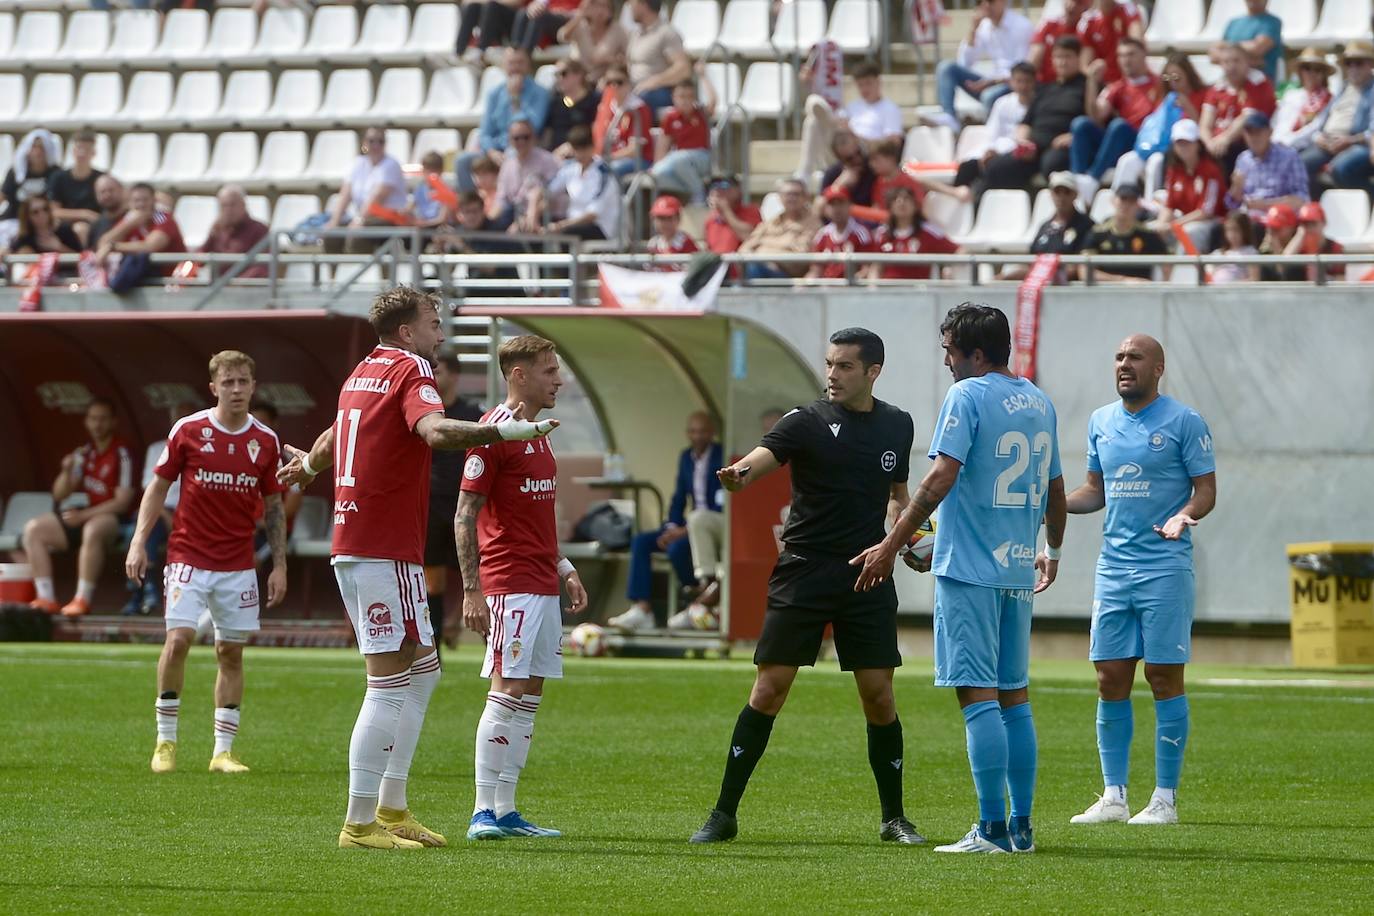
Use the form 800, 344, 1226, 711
865, 185, 959, 282
644, 195, 699, 269
737, 178, 821, 281
703, 174, 762, 272
1301, 41, 1374, 191
1002, 171, 1095, 280
201, 184, 269, 279
1078, 0, 1146, 87
626, 0, 693, 112
496, 116, 560, 231
1148, 119, 1226, 255
558, 0, 629, 86
1028, 0, 1087, 85
1071, 36, 1162, 201
1274, 48, 1336, 153
815, 131, 877, 210
529, 125, 621, 241
543, 60, 602, 154
49, 130, 104, 247
930, 0, 1033, 134
1210, 0, 1283, 83
457, 48, 552, 193
1200, 43, 1277, 174
1209, 210, 1261, 283
805, 186, 873, 281
1227, 112, 1308, 222
983, 35, 1088, 193
798, 61, 904, 180
323, 127, 408, 254
595, 66, 654, 180
1083, 184, 1167, 282
1261, 201, 1345, 282
651, 73, 716, 203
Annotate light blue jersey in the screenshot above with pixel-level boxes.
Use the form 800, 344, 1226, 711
929, 373, 1062, 589
1086, 395, 1215, 570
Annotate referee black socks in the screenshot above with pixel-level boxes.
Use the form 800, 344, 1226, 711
867, 717, 905, 822
714, 704, 777, 817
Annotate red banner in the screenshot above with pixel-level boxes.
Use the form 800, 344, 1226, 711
1013, 253, 1060, 381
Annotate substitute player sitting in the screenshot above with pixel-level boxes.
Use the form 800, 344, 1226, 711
279, 288, 558, 851
126, 351, 288, 775
689, 328, 924, 846
1066, 334, 1216, 826
458, 335, 588, 840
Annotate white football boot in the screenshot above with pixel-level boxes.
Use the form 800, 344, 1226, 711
1129, 794, 1179, 825
1070, 793, 1130, 824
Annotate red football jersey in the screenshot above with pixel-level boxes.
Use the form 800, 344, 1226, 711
71, 437, 134, 509
155, 410, 285, 571
1030, 14, 1079, 84
1105, 73, 1163, 130
812, 219, 873, 279
1165, 158, 1226, 219
645, 231, 699, 270
1077, 2, 1143, 85
461, 403, 560, 597
661, 105, 710, 151
331, 345, 445, 564
873, 222, 959, 280
1203, 72, 1276, 134
129, 210, 187, 276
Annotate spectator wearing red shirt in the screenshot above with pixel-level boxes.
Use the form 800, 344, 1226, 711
1149, 119, 1226, 254
1262, 200, 1345, 281
93, 182, 187, 283
850, 138, 923, 225
864, 186, 959, 281
593, 65, 654, 180
1199, 43, 1277, 173
1070, 37, 1162, 195
703, 174, 762, 276
22, 397, 136, 618
1077, 0, 1145, 86
644, 195, 699, 269
805, 186, 872, 280
651, 74, 717, 203
201, 184, 269, 280
1029, 0, 1087, 84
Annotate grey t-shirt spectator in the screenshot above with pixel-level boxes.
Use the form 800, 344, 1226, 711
628, 18, 686, 86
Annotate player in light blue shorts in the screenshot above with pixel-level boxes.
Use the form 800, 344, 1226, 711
853, 304, 1065, 855
1066, 334, 1216, 827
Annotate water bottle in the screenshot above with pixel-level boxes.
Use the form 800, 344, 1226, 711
605, 452, 626, 481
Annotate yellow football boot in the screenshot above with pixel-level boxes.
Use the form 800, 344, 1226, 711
377, 807, 447, 847
208, 751, 250, 774
338, 820, 425, 850
150, 741, 176, 774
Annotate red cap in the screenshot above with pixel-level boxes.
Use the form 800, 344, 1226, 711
1264, 204, 1298, 230
1297, 202, 1325, 224
822, 185, 851, 203
649, 195, 682, 217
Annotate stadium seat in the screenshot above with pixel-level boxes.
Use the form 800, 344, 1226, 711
1189, 55, 1222, 87
902, 126, 954, 163
477, 66, 506, 113
704, 61, 743, 116
205, 131, 260, 184
56, 10, 111, 63
173, 195, 218, 250
535, 64, 558, 90
289, 496, 334, 557
59, 72, 122, 130
1017, 188, 1056, 247
109, 9, 159, 63
370, 67, 426, 126
718, 0, 772, 57
117, 71, 173, 127
0, 74, 24, 123
308, 68, 374, 127
153, 8, 208, 63
960, 189, 1030, 250
247, 6, 307, 61
759, 190, 783, 221
215, 70, 272, 126
386, 129, 412, 166
424, 66, 479, 121
1312, 0, 1374, 42
254, 69, 322, 128
0, 492, 53, 553
0, 13, 13, 61
1319, 190, 1371, 247
349, 4, 409, 62
306, 130, 361, 184
771, 0, 826, 54
738, 62, 795, 120
1269, 0, 1317, 46
672, 0, 721, 56
201, 7, 257, 64
158, 71, 221, 130
954, 124, 990, 162
155, 132, 210, 186
1144, 0, 1205, 49
1090, 188, 1115, 222
253, 131, 310, 184
0, 136, 13, 181
1199, 0, 1246, 43
109, 132, 161, 185
246, 195, 271, 224
407, 3, 458, 56
414, 128, 463, 159
19, 73, 73, 127
826, 0, 882, 54
11, 11, 61, 64
924, 192, 973, 238
270, 193, 322, 232
293, 4, 358, 60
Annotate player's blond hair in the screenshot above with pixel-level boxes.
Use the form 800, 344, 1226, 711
369, 286, 442, 337
498, 335, 556, 377
208, 349, 256, 381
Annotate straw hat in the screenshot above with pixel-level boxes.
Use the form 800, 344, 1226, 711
1341, 40, 1374, 63
1294, 47, 1336, 75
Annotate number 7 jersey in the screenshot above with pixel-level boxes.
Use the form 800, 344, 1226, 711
330, 345, 447, 564
928, 373, 1062, 589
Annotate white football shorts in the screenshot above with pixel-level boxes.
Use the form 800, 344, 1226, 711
482, 593, 563, 680
164, 563, 260, 644
334, 559, 434, 655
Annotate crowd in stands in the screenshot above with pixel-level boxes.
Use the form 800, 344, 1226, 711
2, 0, 1371, 293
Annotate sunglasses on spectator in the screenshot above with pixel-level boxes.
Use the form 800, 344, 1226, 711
511, 132, 533, 141
605, 77, 626, 86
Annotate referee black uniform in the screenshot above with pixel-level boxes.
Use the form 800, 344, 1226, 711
425, 396, 483, 649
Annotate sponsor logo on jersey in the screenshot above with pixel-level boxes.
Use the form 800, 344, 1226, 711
993, 540, 1035, 568
366, 602, 394, 638
1108, 462, 1151, 498
519, 477, 557, 495
246, 438, 260, 463
464, 455, 485, 480
201, 441, 215, 453
227, 443, 235, 455
193, 468, 258, 488
942, 414, 960, 433
239, 586, 258, 608
344, 377, 391, 394
829, 423, 841, 437
880, 450, 897, 472
363, 355, 396, 366
525, 443, 535, 455
419, 385, 443, 405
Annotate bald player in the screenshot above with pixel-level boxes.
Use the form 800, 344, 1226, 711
1065, 335, 1216, 827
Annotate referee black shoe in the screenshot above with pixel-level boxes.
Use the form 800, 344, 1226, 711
689, 809, 738, 844
880, 816, 927, 845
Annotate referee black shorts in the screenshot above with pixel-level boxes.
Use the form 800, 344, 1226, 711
754, 548, 901, 672
423, 500, 459, 569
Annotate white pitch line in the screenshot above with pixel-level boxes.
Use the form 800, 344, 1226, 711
1199, 677, 1374, 690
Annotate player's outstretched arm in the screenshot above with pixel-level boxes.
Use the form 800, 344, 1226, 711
278, 426, 335, 487
1035, 475, 1067, 594
1155, 472, 1216, 539
851, 455, 961, 591
263, 493, 288, 608
416, 408, 559, 451
1065, 470, 1106, 514
125, 476, 173, 586
717, 446, 780, 492
455, 491, 490, 636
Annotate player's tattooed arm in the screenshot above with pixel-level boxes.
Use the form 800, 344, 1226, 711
1043, 476, 1067, 549
263, 494, 288, 607
851, 456, 960, 591
1065, 470, 1106, 514
417, 406, 559, 451
455, 491, 490, 636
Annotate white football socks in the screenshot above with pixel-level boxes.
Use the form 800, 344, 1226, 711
76, 579, 96, 602
474, 692, 517, 814
155, 697, 180, 743
1152, 787, 1177, 806
495, 694, 542, 817
379, 654, 442, 812
34, 577, 55, 602
1105, 784, 1127, 805
213, 707, 240, 756
345, 671, 409, 825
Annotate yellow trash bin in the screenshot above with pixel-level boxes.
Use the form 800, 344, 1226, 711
1286, 541, 1374, 667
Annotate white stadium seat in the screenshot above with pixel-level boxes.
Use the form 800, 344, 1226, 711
270, 194, 322, 231
1090, 188, 1115, 222
56, 10, 110, 63
118, 71, 173, 126
961, 189, 1030, 250
0, 74, 24, 123
110, 133, 161, 185
249, 7, 308, 59
476, 65, 506, 112
1189, 55, 1222, 86
0, 137, 12, 181
253, 131, 310, 183
423, 66, 478, 120
1270, 0, 1317, 46
1018, 189, 1057, 248
1319, 190, 1371, 247
0, 493, 55, 553
370, 67, 425, 123
205, 131, 260, 184
12, 11, 62, 64
247, 195, 271, 224
20, 73, 73, 126
705, 61, 743, 116
156, 132, 210, 185
61, 72, 122, 129
173, 195, 218, 250
306, 130, 361, 183
202, 8, 257, 63
407, 3, 458, 55
161, 71, 221, 128
718, 0, 772, 57
154, 9, 208, 62
672, 0, 721, 55
771, 0, 826, 54
385, 129, 412, 166
903, 126, 954, 163
739, 62, 795, 119
1144, 0, 1204, 49
259, 69, 323, 126
954, 124, 990, 162
295, 4, 358, 59
351, 4, 409, 60
1312, 0, 1374, 42
827, 0, 882, 54
414, 128, 462, 159
311, 68, 374, 126
217, 70, 272, 125
0, 13, 14, 60
1199, 0, 1245, 43
924, 192, 973, 238
109, 10, 160, 62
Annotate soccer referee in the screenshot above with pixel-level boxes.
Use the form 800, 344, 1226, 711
689, 328, 924, 845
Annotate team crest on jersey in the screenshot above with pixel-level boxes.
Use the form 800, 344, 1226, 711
509, 638, 523, 661
464, 455, 485, 480
170, 587, 182, 606
1148, 431, 1167, 451
246, 438, 260, 463
880, 450, 897, 471
419, 385, 443, 405
201, 427, 213, 439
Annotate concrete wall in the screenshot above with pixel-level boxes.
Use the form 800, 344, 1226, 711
718, 285, 1374, 624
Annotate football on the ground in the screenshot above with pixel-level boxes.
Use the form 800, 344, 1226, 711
901, 518, 936, 561
569, 622, 607, 657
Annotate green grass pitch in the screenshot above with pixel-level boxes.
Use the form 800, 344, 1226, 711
1, 643, 1371, 914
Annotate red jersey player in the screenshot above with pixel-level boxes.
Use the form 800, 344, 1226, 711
125, 350, 288, 776
278, 287, 558, 851
457, 335, 589, 840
